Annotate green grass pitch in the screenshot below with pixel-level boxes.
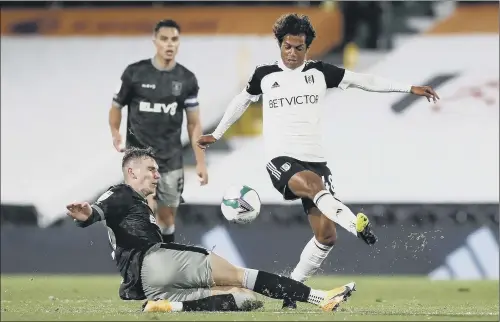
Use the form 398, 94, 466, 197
1, 274, 498, 321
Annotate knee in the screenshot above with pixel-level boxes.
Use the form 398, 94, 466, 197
316, 234, 336, 247
304, 180, 325, 200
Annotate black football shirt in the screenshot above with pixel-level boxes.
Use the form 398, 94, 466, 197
113, 59, 199, 172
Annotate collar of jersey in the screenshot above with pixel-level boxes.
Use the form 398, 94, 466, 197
278, 59, 306, 72
124, 183, 147, 200
150, 57, 177, 72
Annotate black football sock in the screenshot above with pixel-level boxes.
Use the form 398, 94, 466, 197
162, 233, 175, 243
160, 226, 175, 243
243, 269, 311, 303
143, 295, 244, 312
182, 294, 263, 312
182, 294, 239, 311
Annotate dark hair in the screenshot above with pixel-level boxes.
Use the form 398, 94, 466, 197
122, 147, 156, 168
154, 19, 181, 34
272, 13, 316, 48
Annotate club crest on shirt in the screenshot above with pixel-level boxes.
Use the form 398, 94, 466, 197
172, 81, 183, 96
304, 74, 315, 84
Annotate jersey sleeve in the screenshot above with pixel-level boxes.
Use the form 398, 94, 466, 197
245, 67, 263, 97
112, 66, 134, 108
322, 62, 346, 89
183, 75, 200, 111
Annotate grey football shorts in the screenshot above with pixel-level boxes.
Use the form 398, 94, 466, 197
155, 169, 184, 208
141, 243, 214, 301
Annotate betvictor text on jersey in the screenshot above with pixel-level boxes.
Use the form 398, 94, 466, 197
268, 94, 319, 108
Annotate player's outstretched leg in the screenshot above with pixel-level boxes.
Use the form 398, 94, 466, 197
209, 252, 356, 311
141, 250, 355, 313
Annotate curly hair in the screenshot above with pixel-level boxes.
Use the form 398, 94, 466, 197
272, 13, 316, 48
122, 147, 157, 168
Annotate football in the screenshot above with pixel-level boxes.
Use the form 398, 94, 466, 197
221, 185, 261, 224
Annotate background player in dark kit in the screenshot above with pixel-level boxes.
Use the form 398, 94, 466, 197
108, 19, 208, 243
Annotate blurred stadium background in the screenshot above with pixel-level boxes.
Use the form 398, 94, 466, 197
1, 0, 498, 286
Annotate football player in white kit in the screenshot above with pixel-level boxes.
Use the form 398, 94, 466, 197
198, 13, 439, 309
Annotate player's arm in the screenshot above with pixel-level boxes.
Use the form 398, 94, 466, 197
197, 69, 261, 148
67, 202, 103, 228
186, 110, 204, 162
67, 188, 124, 228
109, 66, 134, 152
323, 62, 439, 102
184, 78, 205, 165
210, 89, 258, 140
184, 76, 208, 183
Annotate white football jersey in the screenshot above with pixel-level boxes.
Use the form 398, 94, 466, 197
246, 60, 346, 162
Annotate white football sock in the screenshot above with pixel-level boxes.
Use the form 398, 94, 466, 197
307, 289, 326, 305
169, 301, 183, 312
313, 190, 358, 236
242, 268, 258, 290
160, 225, 175, 235
290, 237, 333, 282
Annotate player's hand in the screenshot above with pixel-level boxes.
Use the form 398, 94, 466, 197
197, 134, 217, 150
112, 133, 125, 152
196, 163, 209, 186
66, 202, 92, 222
411, 86, 440, 103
